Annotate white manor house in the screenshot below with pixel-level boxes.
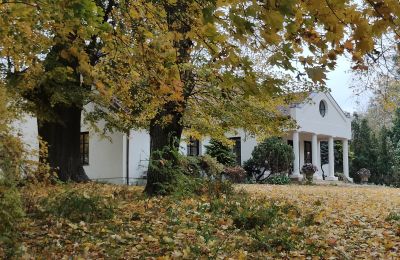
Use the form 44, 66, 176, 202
17, 92, 352, 184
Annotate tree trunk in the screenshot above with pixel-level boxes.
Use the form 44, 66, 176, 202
144, 1, 194, 196
144, 103, 184, 195
37, 105, 89, 182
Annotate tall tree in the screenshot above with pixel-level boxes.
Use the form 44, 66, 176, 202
390, 140, 400, 187
376, 126, 394, 184
1, 1, 119, 181
105, 0, 398, 195
2, 0, 400, 193
391, 108, 400, 145
350, 115, 379, 182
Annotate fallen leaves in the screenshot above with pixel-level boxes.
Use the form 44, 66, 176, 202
238, 184, 400, 258
5, 183, 400, 259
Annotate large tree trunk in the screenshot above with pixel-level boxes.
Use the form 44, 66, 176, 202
144, 103, 184, 195
38, 105, 89, 182
144, 1, 194, 196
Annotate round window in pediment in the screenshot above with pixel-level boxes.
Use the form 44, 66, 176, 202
319, 100, 327, 117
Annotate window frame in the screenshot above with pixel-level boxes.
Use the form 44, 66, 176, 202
80, 132, 89, 166
319, 100, 327, 117
304, 141, 312, 163
229, 137, 241, 165
187, 137, 200, 156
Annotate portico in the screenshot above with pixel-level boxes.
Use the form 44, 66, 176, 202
289, 131, 350, 181
286, 92, 352, 182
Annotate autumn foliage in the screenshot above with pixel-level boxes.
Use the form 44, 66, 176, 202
1, 183, 399, 258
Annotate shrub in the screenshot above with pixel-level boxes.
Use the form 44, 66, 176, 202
223, 166, 247, 183
205, 139, 237, 166
44, 188, 115, 222
0, 184, 24, 257
266, 175, 291, 185
147, 143, 230, 197
226, 198, 299, 230
179, 154, 224, 178
386, 212, 400, 221
0, 87, 25, 257
179, 155, 203, 177
170, 172, 234, 199
230, 204, 281, 230
205, 179, 234, 198
147, 146, 184, 195
199, 155, 224, 178
244, 137, 293, 182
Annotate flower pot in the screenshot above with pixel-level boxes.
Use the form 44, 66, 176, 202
305, 171, 314, 182
360, 175, 369, 183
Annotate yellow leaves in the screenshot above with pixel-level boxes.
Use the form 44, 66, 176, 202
217, 217, 233, 229
129, 7, 140, 19
326, 237, 338, 247
14, 183, 400, 259
237, 249, 247, 260
305, 67, 327, 84
343, 40, 354, 51
314, 211, 325, 225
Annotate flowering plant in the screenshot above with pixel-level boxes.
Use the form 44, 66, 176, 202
356, 168, 370, 183
356, 168, 371, 178
301, 163, 317, 174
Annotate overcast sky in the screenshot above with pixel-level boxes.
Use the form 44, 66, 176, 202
326, 56, 371, 113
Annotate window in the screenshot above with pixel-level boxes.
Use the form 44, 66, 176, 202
187, 137, 200, 156
319, 100, 327, 117
230, 137, 241, 165
304, 141, 312, 163
287, 140, 293, 147
80, 132, 89, 165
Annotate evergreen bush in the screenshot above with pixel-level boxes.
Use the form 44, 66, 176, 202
244, 137, 293, 182
205, 139, 237, 166
266, 175, 291, 185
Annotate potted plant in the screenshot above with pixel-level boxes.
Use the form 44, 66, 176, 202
356, 168, 371, 184
301, 163, 318, 182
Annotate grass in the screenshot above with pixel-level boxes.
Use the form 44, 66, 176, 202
2, 183, 400, 259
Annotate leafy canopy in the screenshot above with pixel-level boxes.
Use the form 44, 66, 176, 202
1, 0, 400, 139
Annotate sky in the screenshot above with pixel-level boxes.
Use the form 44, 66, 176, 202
326, 56, 371, 113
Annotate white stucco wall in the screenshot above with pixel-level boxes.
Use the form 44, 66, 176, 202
13, 112, 126, 184
128, 130, 150, 183
225, 130, 257, 165
13, 114, 39, 152
126, 129, 258, 183
13, 91, 351, 184
292, 92, 352, 140
81, 126, 125, 184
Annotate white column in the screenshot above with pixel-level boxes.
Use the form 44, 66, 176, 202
292, 131, 301, 178
317, 140, 322, 172
326, 136, 338, 181
312, 134, 322, 180
342, 139, 352, 182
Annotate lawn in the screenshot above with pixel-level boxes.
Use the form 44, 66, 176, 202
4, 183, 400, 259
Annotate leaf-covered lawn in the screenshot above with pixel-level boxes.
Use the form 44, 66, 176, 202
11, 183, 400, 259
239, 184, 400, 259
